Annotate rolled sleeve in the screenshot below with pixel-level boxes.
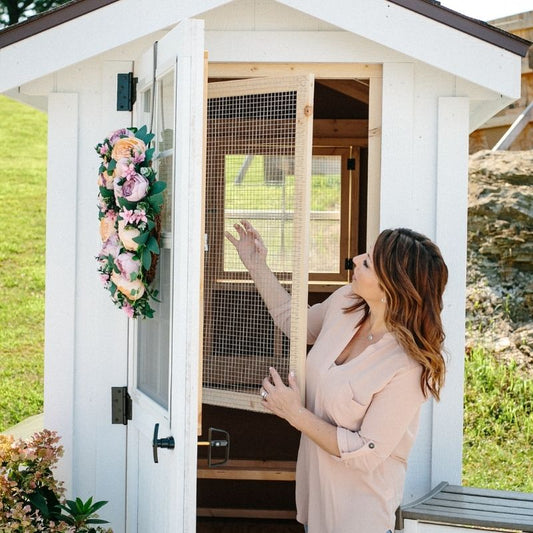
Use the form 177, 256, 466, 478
336, 427, 382, 471
334, 364, 426, 472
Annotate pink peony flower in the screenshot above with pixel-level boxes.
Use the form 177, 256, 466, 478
122, 174, 150, 202
115, 252, 141, 281
109, 128, 134, 146
101, 234, 121, 258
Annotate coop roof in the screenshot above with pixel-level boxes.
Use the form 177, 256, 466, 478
0, 0, 530, 94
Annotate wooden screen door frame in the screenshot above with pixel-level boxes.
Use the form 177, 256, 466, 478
200, 75, 314, 414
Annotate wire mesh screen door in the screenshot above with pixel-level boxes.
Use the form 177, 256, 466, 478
202, 75, 314, 412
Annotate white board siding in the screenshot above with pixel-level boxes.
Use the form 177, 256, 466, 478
43, 60, 136, 529
433, 96, 469, 488
205, 30, 409, 63
379, 62, 415, 230
379, 62, 435, 502
201, 0, 338, 30
280, 0, 521, 98
44, 92, 79, 492
72, 60, 132, 528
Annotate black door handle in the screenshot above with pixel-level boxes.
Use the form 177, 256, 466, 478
152, 423, 175, 464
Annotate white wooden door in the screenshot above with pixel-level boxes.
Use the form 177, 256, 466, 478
126, 19, 205, 533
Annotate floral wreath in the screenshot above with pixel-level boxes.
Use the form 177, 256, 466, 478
95, 126, 166, 319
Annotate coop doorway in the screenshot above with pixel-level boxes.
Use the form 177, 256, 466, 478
197, 68, 373, 525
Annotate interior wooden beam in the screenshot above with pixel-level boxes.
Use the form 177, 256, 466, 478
209, 63, 382, 79
313, 119, 368, 138
197, 459, 296, 481
316, 79, 369, 104
197, 508, 297, 519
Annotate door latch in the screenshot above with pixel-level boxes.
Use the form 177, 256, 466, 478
198, 427, 230, 467
152, 423, 175, 464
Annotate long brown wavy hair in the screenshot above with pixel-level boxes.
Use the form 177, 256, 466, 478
346, 228, 448, 400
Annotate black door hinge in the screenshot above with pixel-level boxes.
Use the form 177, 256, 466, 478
111, 386, 133, 425
347, 158, 356, 171
116, 73, 138, 111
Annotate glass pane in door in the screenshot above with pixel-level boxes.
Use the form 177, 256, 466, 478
136, 72, 174, 408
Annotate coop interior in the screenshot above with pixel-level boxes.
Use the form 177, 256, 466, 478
197, 75, 370, 526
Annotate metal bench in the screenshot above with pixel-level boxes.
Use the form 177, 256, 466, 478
397, 482, 533, 532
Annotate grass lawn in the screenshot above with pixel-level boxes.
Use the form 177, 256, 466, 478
0, 95, 46, 431
0, 94, 531, 493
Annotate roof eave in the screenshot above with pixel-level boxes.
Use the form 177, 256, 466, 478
388, 0, 531, 57
1, 0, 530, 57
0, 0, 120, 49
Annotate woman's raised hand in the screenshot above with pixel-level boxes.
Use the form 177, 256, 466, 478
225, 220, 268, 272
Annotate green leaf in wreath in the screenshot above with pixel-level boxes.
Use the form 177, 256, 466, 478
142, 248, 152, 270
136, 125, 148, 139
118, 197, 137, 210
145, 147, 155, 161
146, 236, 160, 255
99, 186, 114, 198
147, 219, 156, 231
150, 181, 167, 195
132, 232, 150, 245
135, 126, 155, 146
107, 159, 117, 172
148, 192, 164, 212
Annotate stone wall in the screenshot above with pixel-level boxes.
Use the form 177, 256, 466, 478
466, 150, 532, 374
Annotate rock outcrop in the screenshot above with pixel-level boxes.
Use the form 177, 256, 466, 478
466, 150, 532, 374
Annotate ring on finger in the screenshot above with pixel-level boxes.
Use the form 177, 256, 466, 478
260, 388, 268, 400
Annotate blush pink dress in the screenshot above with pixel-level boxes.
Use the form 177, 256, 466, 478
270, 285, 427, 533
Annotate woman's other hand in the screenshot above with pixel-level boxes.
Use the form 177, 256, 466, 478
261, 367, 304, 427
225, 219, 268, 273
262, 367, 341, 456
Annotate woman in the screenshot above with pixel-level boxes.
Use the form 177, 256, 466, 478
225, 220, 448, 533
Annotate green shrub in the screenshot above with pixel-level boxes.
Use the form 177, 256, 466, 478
0, 430, 112, 532
463, 346, 533, 491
